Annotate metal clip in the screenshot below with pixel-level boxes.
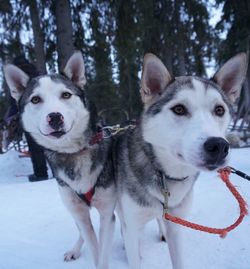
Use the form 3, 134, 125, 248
161, 188, 170, 216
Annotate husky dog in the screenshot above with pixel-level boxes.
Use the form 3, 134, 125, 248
114, 53, 248, 269
4, 52, 116, 269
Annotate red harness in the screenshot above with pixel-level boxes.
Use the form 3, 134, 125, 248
77, 187, 96, 206
77, 130, 104, 206
89, 131, 104, 145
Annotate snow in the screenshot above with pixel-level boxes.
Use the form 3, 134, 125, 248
0, 149, 250, 269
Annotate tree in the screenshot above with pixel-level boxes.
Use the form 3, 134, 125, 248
216, 0, 250, 128
112, 0, 143, 119
215, 0, 250, 64
53, 0, 74, 72
87, 4, 119, 123
139, 0, 214, 76
24, 0, 46, 74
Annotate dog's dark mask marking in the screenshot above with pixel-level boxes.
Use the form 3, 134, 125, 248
146, 76, 234, 116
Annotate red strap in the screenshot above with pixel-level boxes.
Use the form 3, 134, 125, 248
164, 167, 248, 238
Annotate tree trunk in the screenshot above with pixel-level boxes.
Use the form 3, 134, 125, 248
54, 0, 74, 72
26, 0, 46, 74
173, 0, 186, 76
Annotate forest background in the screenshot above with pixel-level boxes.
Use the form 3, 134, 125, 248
0, 0, 249, 124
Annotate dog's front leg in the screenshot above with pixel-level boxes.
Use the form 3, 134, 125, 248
166, 190, 193, 269
58, 185, 99, 267
64, 232, 84, 261
123, 223, 141, 269
157, 218, 168, 242
97, 211, 115, 269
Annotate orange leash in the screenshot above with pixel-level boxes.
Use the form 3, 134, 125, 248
164, 167, 248, 238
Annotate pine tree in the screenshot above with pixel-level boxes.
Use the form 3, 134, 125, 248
53, 0, 74, 72
215, 0, 250, 63
24, 0, 46, 74
112, 0, 143, 119
139, 0, 214, 76
87, 3, 119, 124
215, 0, 250, 128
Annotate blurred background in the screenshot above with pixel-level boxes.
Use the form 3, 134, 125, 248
0, 0, 249, 128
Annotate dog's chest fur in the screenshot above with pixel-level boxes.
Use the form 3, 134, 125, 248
115, 128, 198, 213
46, 147, 103, 194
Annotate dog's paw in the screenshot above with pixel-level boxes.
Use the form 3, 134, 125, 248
64, 250, 81, 262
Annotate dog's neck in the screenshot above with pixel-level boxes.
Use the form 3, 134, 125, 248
151, 145, 198, 179
44, 127, 96, 155
139, 128, 198, 180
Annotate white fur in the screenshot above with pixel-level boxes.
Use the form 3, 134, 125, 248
120, 77, 233, 269
22, 77, 89, 153
4, 52, 116, 269
57, 157, 102, 194
143, 78, 231, 173
59, 184, 116, 269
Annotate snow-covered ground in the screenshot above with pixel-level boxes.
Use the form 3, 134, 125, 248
0, 149, 250, 269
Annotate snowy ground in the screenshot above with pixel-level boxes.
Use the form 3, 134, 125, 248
0, 148, 250, 269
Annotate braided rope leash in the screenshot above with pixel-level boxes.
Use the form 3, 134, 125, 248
163, 167, 248, 238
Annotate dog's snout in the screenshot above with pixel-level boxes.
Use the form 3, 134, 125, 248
204, 137, 229, 165
47, 112, 64, 130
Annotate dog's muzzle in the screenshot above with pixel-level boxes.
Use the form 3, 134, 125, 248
46, 112, 66, 138
203, 137, 229, 170
47, 112, 64, 130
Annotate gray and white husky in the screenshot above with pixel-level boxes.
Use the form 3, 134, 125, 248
4, 52, 116, 269
114, 52, 248, 269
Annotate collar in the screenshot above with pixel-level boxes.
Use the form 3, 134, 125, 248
142, 142, 188, 184
156, 169, 188, 183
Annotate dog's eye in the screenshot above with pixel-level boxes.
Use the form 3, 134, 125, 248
62, 92, 72, 99
31, 96, 41, 104
214, 105, 225, 117
171, 104, 188, 116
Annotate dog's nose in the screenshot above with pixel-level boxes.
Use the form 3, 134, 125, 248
203, 137, 229, 164
47, 112, 64, 130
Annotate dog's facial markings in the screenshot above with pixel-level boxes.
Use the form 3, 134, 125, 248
142, 77, 232, 171
21, 76, 90, 152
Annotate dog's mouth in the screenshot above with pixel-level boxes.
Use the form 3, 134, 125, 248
39, 124, 73, 139
177, 152, 226, 171
49, 130, 66, 138
204, 161, 226, 171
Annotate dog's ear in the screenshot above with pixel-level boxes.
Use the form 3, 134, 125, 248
213, 52, 248, 103
141, 53, 172, 105
4, 64, 29, 102
63, 51, 86, 89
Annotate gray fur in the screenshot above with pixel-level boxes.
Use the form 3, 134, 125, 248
17, 73, 114, 200
147, 76, 234, 116
16, 72, 117, 268
114, 124, 198, 208
45, 137, 114, 190
114, 70, 235, 269
115, 75, 232, 208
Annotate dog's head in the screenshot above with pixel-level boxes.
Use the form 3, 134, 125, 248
4, 52, 90, 153
141, 53, 248, 171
